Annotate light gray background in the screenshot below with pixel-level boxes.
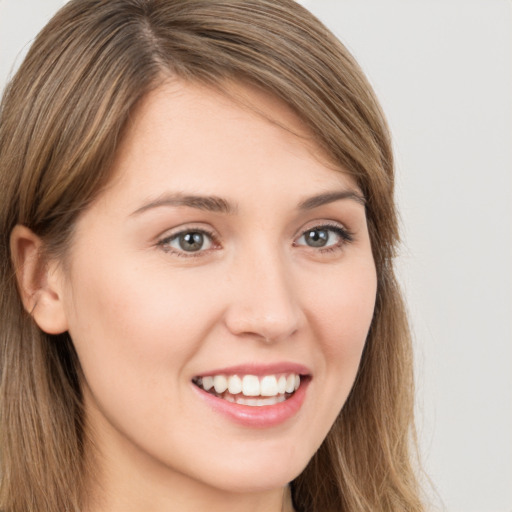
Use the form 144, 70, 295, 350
1, 1, 511, 511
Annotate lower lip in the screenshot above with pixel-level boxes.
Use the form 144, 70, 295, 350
192, 378, 310, 428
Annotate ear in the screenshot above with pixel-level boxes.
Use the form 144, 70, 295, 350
10, 225, 69, 334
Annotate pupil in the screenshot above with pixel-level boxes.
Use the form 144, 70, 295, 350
180, 232, 204, 251
306, 229, 328, 247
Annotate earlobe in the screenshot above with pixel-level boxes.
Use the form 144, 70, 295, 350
10, 225, 69, 334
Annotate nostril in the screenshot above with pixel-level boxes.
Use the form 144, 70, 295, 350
222, 259, 304, 342
224, 308, 302, 344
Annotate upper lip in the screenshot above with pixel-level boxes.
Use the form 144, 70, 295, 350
194, 362, 311, 378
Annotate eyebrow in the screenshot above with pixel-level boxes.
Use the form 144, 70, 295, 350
297, 189, 366, 210
131, 193, 237, 216
130, 188, 365, 217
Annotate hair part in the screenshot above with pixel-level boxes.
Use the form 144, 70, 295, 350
0, 1, 423, 511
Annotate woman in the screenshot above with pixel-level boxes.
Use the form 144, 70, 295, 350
0, 1, 424, 511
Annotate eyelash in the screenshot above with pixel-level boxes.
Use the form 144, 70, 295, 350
157, 227, 220, 258
294, 223, 354, 254
157, 223, 354, 258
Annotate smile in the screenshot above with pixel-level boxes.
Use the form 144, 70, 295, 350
192, 373, 301, 407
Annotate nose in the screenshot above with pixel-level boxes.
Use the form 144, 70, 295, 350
223, 249, 303, 344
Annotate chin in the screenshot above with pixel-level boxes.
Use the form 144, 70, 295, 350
186, 442, 312, 494
204, 466, 302, 494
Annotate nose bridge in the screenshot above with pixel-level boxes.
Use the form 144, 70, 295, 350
224, 238, 301, 342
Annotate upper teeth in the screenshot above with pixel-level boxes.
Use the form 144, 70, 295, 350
196, 373, 301, 397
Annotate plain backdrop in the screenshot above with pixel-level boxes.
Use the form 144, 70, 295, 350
1, 1, 511, 511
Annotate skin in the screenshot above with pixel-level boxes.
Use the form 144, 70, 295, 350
13, 80, 377, 512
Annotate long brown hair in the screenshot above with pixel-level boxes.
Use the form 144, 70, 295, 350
0, 1, 423, 510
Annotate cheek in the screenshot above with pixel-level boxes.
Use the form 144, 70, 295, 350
289, 257, 376, 456
307, 256, 376, 410
64, 258, 222, 387
63, 258, 228, 452
308, 257, 377, 358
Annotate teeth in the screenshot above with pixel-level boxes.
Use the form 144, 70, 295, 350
242, 375, 260, 396
195, 373, 303, 400
260, 375, 278, 396
277, 375, 287, 394
236, 395, 286, 407
213, 375, 228, 393
285, 374, 296, 393
202, 376, 214, 391
228, 375, 242, 394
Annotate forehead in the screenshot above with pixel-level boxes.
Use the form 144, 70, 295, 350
101, 79, 359, 208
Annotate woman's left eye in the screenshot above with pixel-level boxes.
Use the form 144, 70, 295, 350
158, 229, 215, 255
295, 225, 353, 250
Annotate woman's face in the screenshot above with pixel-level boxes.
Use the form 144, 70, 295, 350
57, 81, 377, 500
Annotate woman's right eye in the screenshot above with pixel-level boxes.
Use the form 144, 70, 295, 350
158, 229, 216, 256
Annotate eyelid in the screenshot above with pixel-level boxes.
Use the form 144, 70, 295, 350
155, 220, 353, 258
293, 221, 354, 250
156, 224, 220, 256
